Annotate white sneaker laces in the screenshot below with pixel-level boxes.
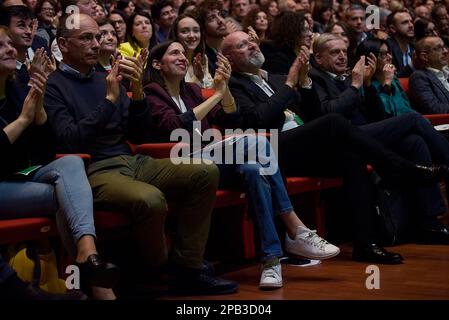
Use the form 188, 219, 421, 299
303, 230, 329, 249
262, 266, 280, 279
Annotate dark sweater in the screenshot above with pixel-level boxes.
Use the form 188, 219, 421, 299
44, 68, 151, 162
0, 97, 55, 181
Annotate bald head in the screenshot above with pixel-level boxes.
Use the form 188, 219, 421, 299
58, 13, 98, 39
415, 36, 449, 69
221, 31, 265, 73
221, 31, 247, 57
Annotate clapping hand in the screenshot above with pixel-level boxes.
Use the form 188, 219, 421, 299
363, 53, 377, 87
214, 53, 232, 95
351, 56, 365, 89
118, 53, 145, 100
382, 63, 396, 86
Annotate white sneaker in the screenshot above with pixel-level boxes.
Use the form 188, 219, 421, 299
285, 226, 340, 260
259, 263, 283, 289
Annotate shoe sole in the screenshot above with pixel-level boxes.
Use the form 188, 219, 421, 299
259, 283, 283, 290
285, 248, 341, 260
352, 257, 403, 265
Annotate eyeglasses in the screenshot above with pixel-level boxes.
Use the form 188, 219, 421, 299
67, 33, 104, 44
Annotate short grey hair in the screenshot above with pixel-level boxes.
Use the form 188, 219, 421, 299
313, 33, 344, 55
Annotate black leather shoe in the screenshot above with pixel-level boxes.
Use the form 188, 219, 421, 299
169, 265, 238, 295
201, 260, 215, 276
417, 222, 449, 244
77, 254, 120, 288
353, 244, 403, 264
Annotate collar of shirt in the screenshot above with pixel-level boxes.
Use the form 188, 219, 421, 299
16, 60, 24, 70
326, 71, 347, 81
59, 62, 96, 79
242, 70, 274, 96
427, 66, 449, 79
15, 48, 34, 70
243, 69, 269, 84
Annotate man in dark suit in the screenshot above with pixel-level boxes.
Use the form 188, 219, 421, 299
221, 31, 447, 264
386, 10, 415, 76
409, 36, 449, 114
311, 33, 449, 245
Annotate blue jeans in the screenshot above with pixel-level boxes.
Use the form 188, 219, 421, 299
0, 156, 96, 258
199, 135, 292, 261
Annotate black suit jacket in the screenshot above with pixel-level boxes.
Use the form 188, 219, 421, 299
387, 37, 414, 75
228, 72, 319, 130
409, 69, 449, 114
205, 45, 217, 77
309, 67, 385, 125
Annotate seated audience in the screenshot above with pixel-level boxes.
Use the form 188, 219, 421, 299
44, 13, 238, 296
143, 40, 340, 289
222, 31, 449, 264
0, 25, 119, 300
311, 34, 449, 244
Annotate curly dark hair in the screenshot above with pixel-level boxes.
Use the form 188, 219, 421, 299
242, 6, 272, 38
194, 0, 224, 31
269, 11, 307, 50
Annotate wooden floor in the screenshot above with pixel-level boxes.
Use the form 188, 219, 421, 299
161, 243, 449, 300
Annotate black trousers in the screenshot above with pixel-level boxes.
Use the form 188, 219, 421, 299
278, 114, 419, 246
359, 113, 448, 219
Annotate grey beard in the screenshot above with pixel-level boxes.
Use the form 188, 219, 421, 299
248, 52, 265, 69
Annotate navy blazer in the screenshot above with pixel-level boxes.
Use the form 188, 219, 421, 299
310, 67, 385, 125
387, 37, 414, 75
228, 72, 319, 130
409, 69, 449, 114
